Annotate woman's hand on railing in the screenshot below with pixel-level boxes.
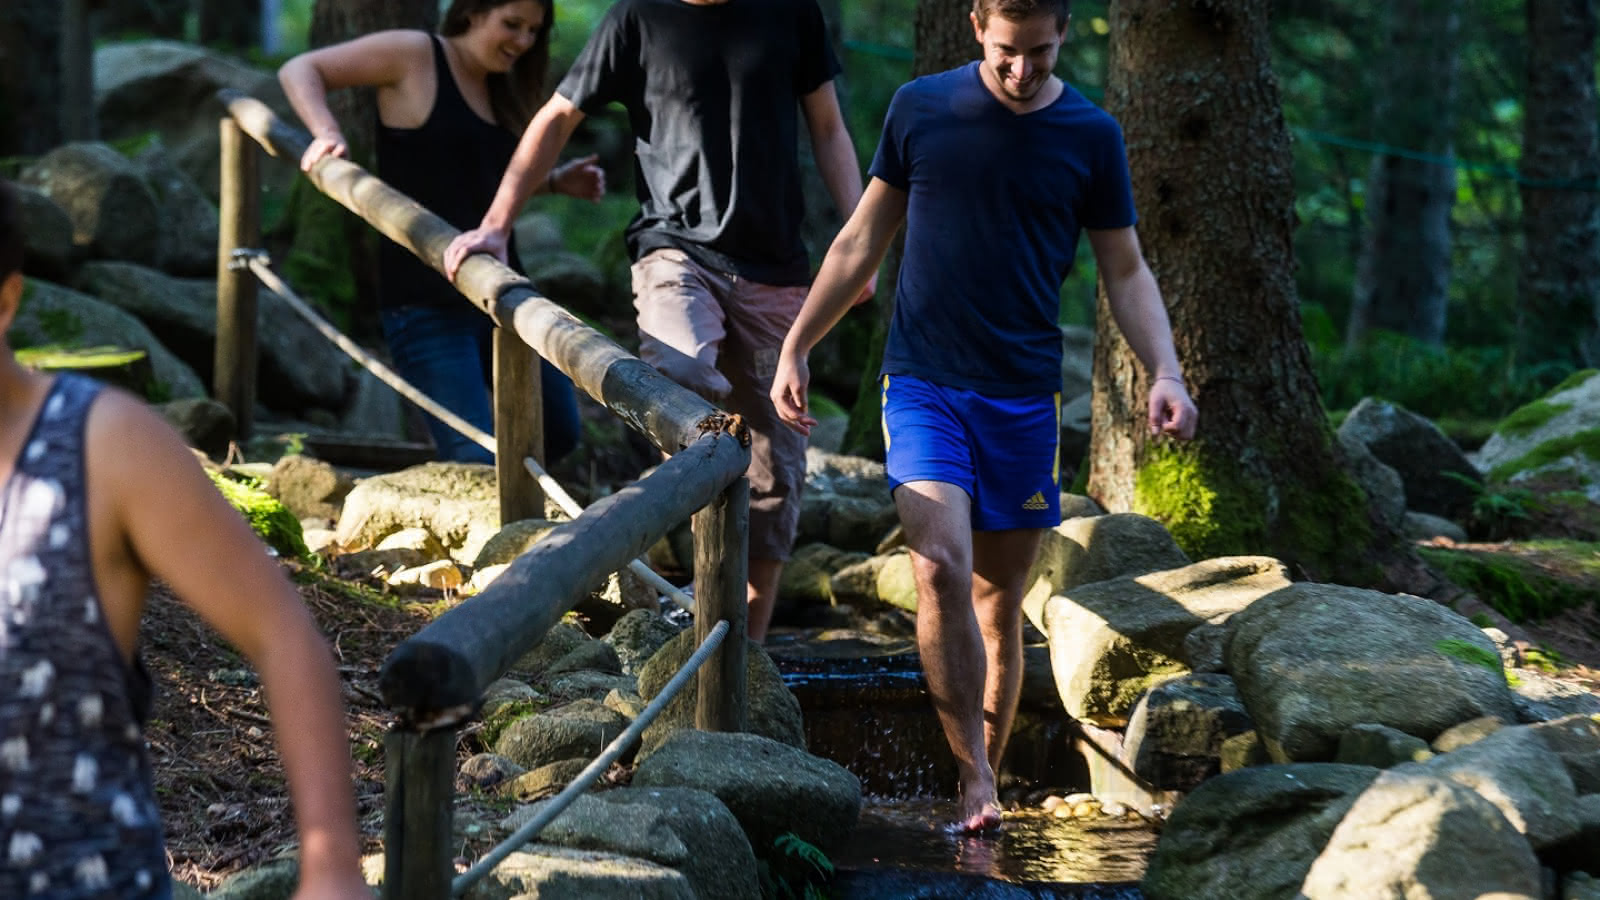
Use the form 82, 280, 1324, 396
552, 154, 606, 203
444, 225, 510, 281
300, 133, 348, 172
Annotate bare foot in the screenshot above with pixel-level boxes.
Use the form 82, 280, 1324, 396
947, 800, 1003, 836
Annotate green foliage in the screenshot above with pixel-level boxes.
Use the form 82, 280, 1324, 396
1418, 542, 1600, 623
1468, 612, 1494, 628
207, 470, 311, 561
278, 179, 359, 328
1308, 326, 1572, 422
759, 832, 835, 900
1441, 470, 1531, 541
106, 131, 161, 159
1433, 638, 1505, 678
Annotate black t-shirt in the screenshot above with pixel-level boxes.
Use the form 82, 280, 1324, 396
556, 0, 841, 285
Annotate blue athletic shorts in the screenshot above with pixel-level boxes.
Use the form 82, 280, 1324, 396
881, 374, 1061, 531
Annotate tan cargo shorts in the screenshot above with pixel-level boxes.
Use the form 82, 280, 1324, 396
630, 248, 809, 561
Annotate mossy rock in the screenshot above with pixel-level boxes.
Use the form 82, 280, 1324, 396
208, 470, 310, 560
1417, 540, 1600, 624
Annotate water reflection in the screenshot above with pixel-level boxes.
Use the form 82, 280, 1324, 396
835, 796, 1157, 887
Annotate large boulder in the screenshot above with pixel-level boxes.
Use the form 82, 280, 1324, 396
1473, 370, 1600, 499
1043, 557, 1290, 723
1338, 397, 1480, 519
12, 279, 205, 400
463, 847, 693, 900
1121, 673, 1255, 791
799, 449, 897, 553
1335, 430, 1405, 530
631, 730, 861, 856
14, 185, 76, 279
505, 787, 759, 900
95, 40, 296, 201
1141, 763, 1381, 900
132, 139, 219, 276
19, 142, 161, 263
827, 551, 916, 612
335, 463, 500, 564
1022, 513, 1193, 633
1224, 583, 1519, 761
1299, 771, 1542, 899
492, 698, 632, 771
1401, 724, 1581, 849
602, 609, 685, 677
73, 261, 351, 413
633, 630, 805, 760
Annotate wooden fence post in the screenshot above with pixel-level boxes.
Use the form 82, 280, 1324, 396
693, 475, 749, 732
493, 326, 545, 524
383, 727, 457, 900
215, 117, 259, 440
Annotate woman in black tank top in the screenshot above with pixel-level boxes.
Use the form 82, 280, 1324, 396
278, 0, 604, 465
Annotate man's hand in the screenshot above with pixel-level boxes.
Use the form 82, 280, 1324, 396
300, 134, 347, 172
1149, 377, 1198, 440
770, 351, 817, 435
552, 154, 606, 202
444, 226, 509, 281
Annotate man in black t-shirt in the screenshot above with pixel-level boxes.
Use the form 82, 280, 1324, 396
445, 0, 870, 642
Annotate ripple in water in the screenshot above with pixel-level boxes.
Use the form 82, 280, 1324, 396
832, 796, 1155, 896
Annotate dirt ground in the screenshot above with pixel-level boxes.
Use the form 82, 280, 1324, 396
144, 567, 425, 892
145, 544, 1600, 891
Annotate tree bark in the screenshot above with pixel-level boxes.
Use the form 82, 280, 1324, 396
287, 0, 437, 333
1090, 0, 1404, 584
1345, 0, 1460, 347
1520, 0, 1600, 367
0, 0, 66, 155
198, 0, 263, 49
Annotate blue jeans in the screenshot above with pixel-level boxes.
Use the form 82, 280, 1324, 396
380, 304, 580, 465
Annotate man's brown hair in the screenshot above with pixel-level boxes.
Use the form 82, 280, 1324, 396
0, 180, 21, 282
972, 0, 1072, 29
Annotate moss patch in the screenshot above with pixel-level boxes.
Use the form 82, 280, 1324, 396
1133, 444, 1268, 561
1433, 638, 1503, 677
1496, 400, 1571, 439
1488, 428, 1600, 481
208, 470, 311, 561
15, 346, 145, 369
1418, 540, 1600, 623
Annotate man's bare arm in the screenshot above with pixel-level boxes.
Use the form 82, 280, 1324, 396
1086, 226, 1197, 439
444, 93, 588, 279
772, 178, 908, 432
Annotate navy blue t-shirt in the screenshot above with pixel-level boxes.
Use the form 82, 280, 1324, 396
556, 0, 841, 285
871, 62, 1137, 395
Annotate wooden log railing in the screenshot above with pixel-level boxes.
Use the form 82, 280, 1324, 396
215, 89, 753, 899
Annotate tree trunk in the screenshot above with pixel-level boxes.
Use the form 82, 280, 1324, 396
841, 0, 978, 457
1520, 0, 1600, 367
0, 0, 65, 155
198, 0, 262, 49
285, 0, 437, 335
1089, 0, 1404, 584
1345, 0, 1460, 347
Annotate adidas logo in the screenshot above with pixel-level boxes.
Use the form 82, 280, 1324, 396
1021, 491, 1049, 511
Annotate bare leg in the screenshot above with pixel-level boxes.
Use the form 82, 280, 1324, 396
895, 481, 1000, 834
971, 528, 1045, 777
747, 558, 782, 643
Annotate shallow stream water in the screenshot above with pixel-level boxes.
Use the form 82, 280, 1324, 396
769, 634, 1157, 898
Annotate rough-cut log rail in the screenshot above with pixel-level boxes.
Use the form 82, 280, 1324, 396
216, 88, 720, 455
378, 431, 749, 724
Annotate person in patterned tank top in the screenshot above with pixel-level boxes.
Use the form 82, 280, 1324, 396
0, 179, 368, 897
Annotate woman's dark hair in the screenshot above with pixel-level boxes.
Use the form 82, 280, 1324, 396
0, 180, 21, 282
440, 0, 554, 133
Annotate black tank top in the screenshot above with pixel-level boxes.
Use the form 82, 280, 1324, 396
0, 374, 169, 898
376, 34, 525, 310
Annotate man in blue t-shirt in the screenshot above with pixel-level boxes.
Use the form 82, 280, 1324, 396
773, 0, 1197, 834
445, 0, 870, 643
